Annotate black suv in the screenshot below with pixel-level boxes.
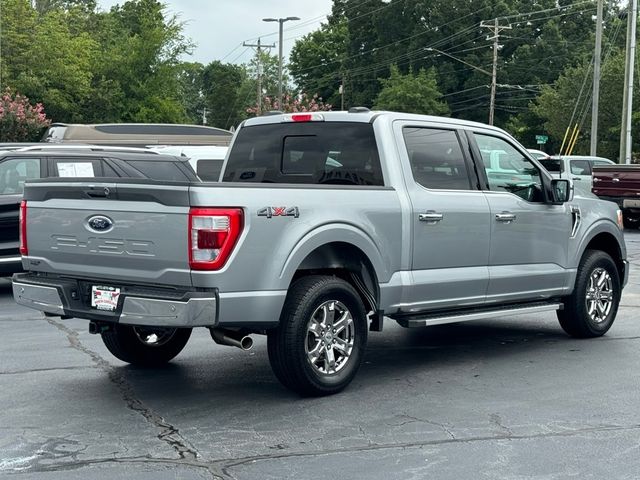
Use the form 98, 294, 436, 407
0, 147, 198, 276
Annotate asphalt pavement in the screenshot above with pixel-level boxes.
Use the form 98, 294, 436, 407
2, 232, 640, 479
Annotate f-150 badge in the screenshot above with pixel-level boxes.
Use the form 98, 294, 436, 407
257, 207, 300, 218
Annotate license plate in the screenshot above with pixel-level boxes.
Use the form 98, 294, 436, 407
623, 199, 640, 208
91, 286, 121, 311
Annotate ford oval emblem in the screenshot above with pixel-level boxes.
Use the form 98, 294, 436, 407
87, 215, 114, 233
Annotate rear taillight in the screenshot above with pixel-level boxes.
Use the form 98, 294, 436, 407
19, 200, 28, 256
188, 208, 243, 270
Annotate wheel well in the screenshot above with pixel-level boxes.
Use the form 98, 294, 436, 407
584, 233, 624, 281
292, 242, 379, 314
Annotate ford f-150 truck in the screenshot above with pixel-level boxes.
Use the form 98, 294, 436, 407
13, 110, 628, 396
592, 164, 640, 228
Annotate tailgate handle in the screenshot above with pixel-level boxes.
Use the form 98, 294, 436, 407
85, 187, 112, 198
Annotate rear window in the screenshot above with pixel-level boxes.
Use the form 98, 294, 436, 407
539, 159, 563, 173
222, 122, 383, 185
126, 161, 190, 181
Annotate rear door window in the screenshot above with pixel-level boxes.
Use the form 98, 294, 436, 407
223, 122, 383, 186
570, 160, 592, 175
52, 157, 101, 177
0, 157, 41, 195
403, 127, 473, 190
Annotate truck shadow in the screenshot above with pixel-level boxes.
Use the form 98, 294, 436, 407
0, 278, 12, 294
104, 317, 580, 405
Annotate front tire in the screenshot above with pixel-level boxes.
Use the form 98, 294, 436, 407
268, 275, 368, 396
101, 325, 192, 366
557, 250, 621, 338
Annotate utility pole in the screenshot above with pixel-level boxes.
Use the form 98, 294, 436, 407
622, 0, 638, 164
201, 107, 208, 125
263, 17, 300, 110
481, 18, 511, 125
243, 38, 275, 115
591, 0, 604, 156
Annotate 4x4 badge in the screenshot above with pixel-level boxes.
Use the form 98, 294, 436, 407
257, 207, 300, 218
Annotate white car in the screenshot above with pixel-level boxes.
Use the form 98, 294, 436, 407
148, 145, 228, 181
539, 155, 615, 193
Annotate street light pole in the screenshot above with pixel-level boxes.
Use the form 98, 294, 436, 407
263, 16, 300, 110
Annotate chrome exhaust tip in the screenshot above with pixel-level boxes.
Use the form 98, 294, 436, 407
210, 328, 253, 351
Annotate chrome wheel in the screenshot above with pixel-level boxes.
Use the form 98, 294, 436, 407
585, 267, 614, 324
305, 300, 355, 375
133, 327, 177, 347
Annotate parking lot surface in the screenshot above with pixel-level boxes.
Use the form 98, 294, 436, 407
1, 231, 640, 479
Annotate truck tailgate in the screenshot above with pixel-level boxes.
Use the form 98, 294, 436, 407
22, 181, 192, 287
592, 165, 640, 197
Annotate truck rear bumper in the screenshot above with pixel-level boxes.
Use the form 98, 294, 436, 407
12, 274, 218, 327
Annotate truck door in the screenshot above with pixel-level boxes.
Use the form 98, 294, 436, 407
395, 122, 491, 313
469, 131, 572, 303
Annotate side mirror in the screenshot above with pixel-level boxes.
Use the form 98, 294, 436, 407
550, 178, 573, 204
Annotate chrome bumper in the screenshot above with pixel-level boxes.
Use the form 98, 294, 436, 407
12, 281, 217, 327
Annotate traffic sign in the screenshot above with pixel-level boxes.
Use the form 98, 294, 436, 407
535, 135, 548, 145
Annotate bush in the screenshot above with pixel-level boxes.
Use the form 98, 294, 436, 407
0, 90, 51, 142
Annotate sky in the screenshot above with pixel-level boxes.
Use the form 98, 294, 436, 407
96, 0, 334, 65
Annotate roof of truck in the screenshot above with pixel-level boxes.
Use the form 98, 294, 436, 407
242, 109, 507, 135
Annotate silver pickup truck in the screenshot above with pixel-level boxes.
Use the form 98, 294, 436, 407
13, 110, 628, 396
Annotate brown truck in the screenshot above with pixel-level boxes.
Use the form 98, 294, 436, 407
592, 164, 640, 228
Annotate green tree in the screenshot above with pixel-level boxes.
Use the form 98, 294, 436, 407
1, 0, 97, 122
201, 61, 252, 130
86, 0, 192, 122
289, 21, 347, 107
374, 65, 449, 115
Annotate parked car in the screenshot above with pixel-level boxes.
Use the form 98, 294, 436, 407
592, 164, 640, 228
539, 155, 615, 194
148, 145, 228, 181
0, 148, 198, 276
41, 123, 233, 147
13, 110, 627, 396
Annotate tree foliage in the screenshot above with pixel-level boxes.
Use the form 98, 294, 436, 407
1, 0, 192, 124
289, 0, 628, 155
374, 65, 448, 115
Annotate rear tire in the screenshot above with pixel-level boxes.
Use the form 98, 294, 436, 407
557, 250, 620, 338
101, 325, 192, 366
268, 275, 368, 396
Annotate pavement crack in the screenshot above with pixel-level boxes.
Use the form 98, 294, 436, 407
44, 318, 200, 461
0, 365, 96, 375
217, 422, 640, 474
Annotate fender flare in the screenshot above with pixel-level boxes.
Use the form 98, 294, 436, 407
279, 223, 389, 288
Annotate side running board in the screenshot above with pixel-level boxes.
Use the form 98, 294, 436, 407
394, 302, 563, 328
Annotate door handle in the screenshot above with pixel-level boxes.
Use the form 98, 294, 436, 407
572, 177, 581, 180
495, 212, 516, 223
613, 178, 620, 182
419, 211, 444, 223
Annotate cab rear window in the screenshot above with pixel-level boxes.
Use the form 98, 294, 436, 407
223, 122, 384, 186
539, 159, 563, 173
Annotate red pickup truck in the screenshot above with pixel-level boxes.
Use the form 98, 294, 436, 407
592, 164, 640, 228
